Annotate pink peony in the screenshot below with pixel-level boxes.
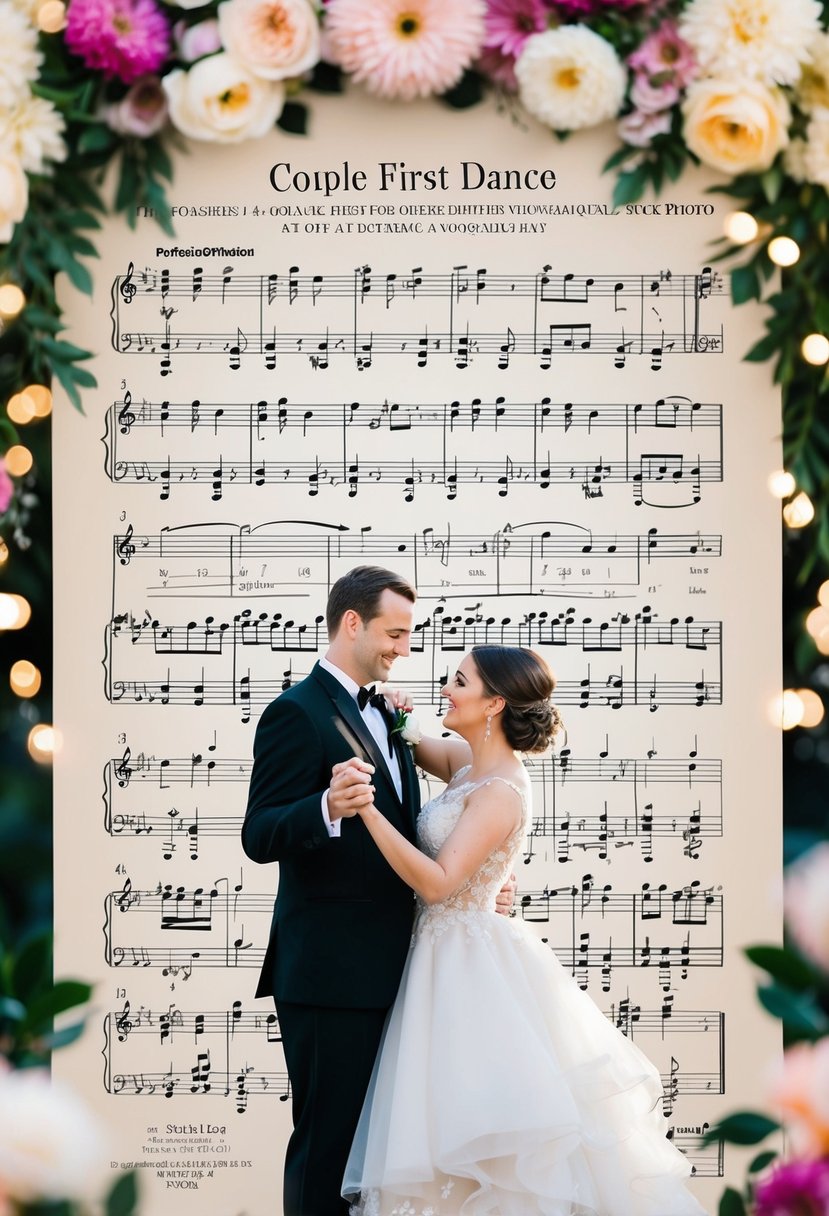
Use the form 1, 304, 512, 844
768, 1040, 829, 1160
325, 0, 486, 100
618, 106, 671, 145
65, 0, 171, 84
106, 75, 168, 135
484, 0, 548, 58
0, 465, 12, 515
630, 71, 680, 112
785, 842, 829, 973
174, 17, 222, 62
628, 20, 696, 87
754, 1158, 829, 1216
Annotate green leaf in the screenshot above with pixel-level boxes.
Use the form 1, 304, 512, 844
48, 245, 94, 296
106, 1171, 138, 1216
757, 982, 829, 1034
24, 979, 92, 1029
12, 934, 52, 1003
307, 60, 344, 94
702, 1112, 780, 1146
276, 101, 308, 135
77, 124, 118, 156
145, 138, 174, 183
612, 164, 649, 207
719, 1187, 747, 1216
748, 1150, 778, 1174
0, 996, 27, 1022
40, 337, 94, 363
744, 944, 821, 990
603, 144, 641, 172
42, 1021, 87, 1051
441, 70, 485, 110
69, 366, 98, 389
50, 358, 84, 412
745, 332, 781, 363
730, 264, 761, 304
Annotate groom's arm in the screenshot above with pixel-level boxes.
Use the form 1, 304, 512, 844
242, 695, 333, 863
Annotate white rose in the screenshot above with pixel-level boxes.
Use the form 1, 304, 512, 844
218, 0, 319, 82
0, 151, 28, 244
0, 1068, 107, 1202
516, 26, 627, 132
682, 77, 790, 175
163, 53, 285, 143
400, 714, 423, 746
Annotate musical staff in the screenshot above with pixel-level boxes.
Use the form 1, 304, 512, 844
110, 263, 724, 374
105, 393, 723, 507
112, 519, 723, 600
104, 873, 722, 994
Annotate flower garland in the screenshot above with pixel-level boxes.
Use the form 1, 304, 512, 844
3, 5, 829, 1210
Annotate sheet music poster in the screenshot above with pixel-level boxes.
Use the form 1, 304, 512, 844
53, 94, 782, 1215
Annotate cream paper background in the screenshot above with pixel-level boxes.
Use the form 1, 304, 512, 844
54, 93, 781, 1215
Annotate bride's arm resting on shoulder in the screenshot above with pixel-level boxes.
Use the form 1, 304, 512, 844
381, 686, 471, 783
352, 781, 523, 905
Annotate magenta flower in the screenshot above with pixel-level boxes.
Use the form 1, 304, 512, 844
543, 0, 595, 16
628, 20, 696, 87
476, 44, 519, 88
66, 0, 171, 84
484, 0, 547, 58
754, 1159, 829, 1216
0, 465, 12, 515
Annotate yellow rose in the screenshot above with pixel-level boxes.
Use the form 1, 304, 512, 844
682, 77, 790, 175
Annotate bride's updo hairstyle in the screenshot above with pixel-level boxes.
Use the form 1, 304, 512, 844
470, 646, 562, 754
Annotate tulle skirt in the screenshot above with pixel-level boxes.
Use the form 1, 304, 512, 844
343, 910, 708, 1216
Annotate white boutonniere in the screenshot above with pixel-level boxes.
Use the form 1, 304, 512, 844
391, 708, 422, 746
374, 684, 422, 746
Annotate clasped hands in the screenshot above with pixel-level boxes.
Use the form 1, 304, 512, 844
327, 756, 517, 917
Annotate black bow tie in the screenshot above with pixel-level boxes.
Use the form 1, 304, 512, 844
357, 684, 378, 710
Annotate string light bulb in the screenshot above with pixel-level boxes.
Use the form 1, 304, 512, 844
806, 606, 829, 638
818, 581, 829, 607
23, 384, 53, 418
768, 469, 796, 499
0, 538, 8, 566
795, 689, 825, 729
772, 690, 805, 730
724, 211, 759, 244
4, 446, 33, 476
768, 236, 801, 267
802, 334, 829, 366
783, 491, 815, 528
37, 0, 66, 30
7, 392, 37, 425
0, 593, 31, 630
27, 724, 60, 763
0, 284, 26, 318
10, 660, 41, 698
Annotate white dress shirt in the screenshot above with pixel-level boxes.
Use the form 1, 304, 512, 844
319, 657, 403, 837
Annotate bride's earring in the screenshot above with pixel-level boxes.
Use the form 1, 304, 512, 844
484, 714, 492, 742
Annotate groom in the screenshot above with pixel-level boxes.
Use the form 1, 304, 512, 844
242, 565, 422, 1216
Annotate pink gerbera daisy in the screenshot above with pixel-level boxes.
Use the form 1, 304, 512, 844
628, 20, 696, 86
66, 0, 171, 84
484, 0, 547, 58
325, 0, 486, 100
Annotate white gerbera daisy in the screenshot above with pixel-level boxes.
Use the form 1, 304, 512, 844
679, 0, 821, 88
0, 5, 42, 108
803, 107, 829, 190
515, 26, 626, 132
0, 95, 67, 173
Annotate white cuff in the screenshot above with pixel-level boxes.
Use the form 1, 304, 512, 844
321, 790, 341, 838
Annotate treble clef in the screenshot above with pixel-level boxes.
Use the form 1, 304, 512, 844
114, 745, 133, 786
117, 524, 136, 568
115, 877, 136, 912
115, 999, 133, 1042
119, 262, 137, 305
118, 390, 136, 435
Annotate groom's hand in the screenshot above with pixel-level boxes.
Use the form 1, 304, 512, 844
328, 758, 376, 820
494, 873, 517, 917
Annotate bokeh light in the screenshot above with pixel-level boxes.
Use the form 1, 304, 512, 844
10, 660, 42, 698
724, 211, 759, 244
783, 492, 815, 528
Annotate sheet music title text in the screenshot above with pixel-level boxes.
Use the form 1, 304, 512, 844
269, 161, 557, 197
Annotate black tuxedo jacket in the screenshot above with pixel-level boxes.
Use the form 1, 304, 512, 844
243, 662, 421, 1008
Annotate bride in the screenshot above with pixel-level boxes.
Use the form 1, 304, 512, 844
339, 644, 708, 1216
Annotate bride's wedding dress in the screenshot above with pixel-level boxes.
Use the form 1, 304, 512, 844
343, 767, 708, 1216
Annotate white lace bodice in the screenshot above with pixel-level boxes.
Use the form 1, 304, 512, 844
413, 765, 529, 941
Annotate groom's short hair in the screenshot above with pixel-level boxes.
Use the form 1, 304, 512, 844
327, 566, 416, 636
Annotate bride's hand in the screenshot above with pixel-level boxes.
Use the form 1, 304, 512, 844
377, 684, 414, 714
